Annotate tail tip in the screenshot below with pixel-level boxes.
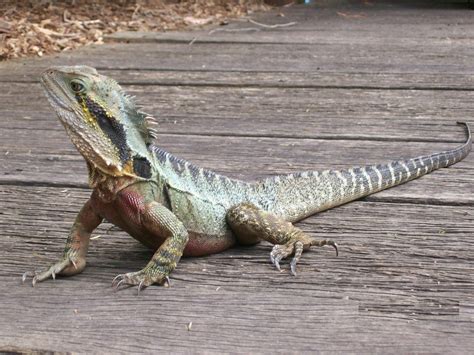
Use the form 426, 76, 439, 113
456, 121, 471, 141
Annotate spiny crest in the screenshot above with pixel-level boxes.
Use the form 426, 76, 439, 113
120, 88, 159, 144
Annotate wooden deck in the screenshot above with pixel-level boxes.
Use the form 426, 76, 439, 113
1, 0, 473, 352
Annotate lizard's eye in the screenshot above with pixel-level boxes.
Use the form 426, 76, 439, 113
70, 80, 85, 93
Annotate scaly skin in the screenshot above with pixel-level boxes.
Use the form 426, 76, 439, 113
23, 66, 472, 291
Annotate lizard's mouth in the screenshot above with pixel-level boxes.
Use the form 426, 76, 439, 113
40, 73, 75, 113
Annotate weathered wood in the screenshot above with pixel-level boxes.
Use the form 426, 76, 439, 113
2, 1, 473, 88
2, 83, 474, 140
4, 68, 474, 91
1, 126, 472, 203
1, 0, 474, 352
1, 185, 473, 353
2, 40, 474, 75
105, 26, 474, 45
105, 0, 474, 44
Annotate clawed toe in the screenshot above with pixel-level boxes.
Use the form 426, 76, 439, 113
21, 271, 35, 284
22, 257, 77, 286
111, 269, 170, 293
270, 245, 290, 272
112, 273, 139, 292
270, 244, 293, 273
269, 238, 339, 276
290, 241, 304, 276
311, 239, 339, 256
272, 256, 282, 272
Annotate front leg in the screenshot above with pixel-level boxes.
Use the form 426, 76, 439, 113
23, 199, 103, 285
112, 201, 189, 291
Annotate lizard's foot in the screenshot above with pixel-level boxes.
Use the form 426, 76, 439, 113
22, 255, 86, 286
112, 267, 171, 293
270, 239, 338, 276
227, 203, 338, 276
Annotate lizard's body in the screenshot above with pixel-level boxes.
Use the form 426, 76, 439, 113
24, 66, 472, 290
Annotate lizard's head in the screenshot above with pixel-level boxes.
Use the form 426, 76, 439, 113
41, 65, 155, 180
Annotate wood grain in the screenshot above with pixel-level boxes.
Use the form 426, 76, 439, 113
1, 126, 472, 203
1, 185, 473, 353
1, 0, 473, 352
2, 83, 474, 140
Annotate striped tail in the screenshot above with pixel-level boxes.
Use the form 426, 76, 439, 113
264, 122, 471, 222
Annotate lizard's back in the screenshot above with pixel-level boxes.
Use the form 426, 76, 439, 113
151, 123, 471, 255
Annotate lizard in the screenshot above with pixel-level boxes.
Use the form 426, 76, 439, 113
23, 65, 472, 291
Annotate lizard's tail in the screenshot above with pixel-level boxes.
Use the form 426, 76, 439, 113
261, 122, 471, 222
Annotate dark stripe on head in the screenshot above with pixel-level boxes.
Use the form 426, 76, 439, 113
133, 156, 152, 179
81, 95, 130, 163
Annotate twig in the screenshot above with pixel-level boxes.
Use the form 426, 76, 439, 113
32, 24, 80, 38
63, 10, 102, 25
132, 4, 141, 18
209, 27, 261, 35
189, 37, 197, 45
247, 19, 296, 28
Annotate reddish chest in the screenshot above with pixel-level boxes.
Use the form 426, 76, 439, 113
90, 188, 164, 249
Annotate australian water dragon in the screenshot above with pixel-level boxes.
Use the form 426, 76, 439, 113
22, 66, 472, 291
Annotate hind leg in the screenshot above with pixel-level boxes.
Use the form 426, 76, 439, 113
226, 203, 337, 275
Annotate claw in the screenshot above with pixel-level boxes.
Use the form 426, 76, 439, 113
22, 257, 80, 287
137, 280, 145, 294
114, 279, 125, 291
112, 274, 122, 288
290, 241, 304, 277
311, 239, 339, 256
270, 246, 288, 272
270, 254, 282, 271
290, 260, 297, 276
69, 257, 78, 270
112, 268, 170, 291
22, 271, 35, 284
274, 259, 281, 272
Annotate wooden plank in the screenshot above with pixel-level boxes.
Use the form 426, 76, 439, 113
105, 26, 474, 45
1, 38, 474, 80
3, 68, 474, 90
1, 83, 474, 140
240, 0, 474, 28
1, 126, 472, 204
1, 184, 473, 352
2, 1, 474, 352
105, 1, 474, 44
20, 40, 474, 74
4, 108, 470, 143
1, 1, 473, 87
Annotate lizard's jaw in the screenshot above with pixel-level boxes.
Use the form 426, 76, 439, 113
63, 125, 125, 176
40, 66, 154, 181
41, 70, 128, 177
41, 76, 74, 113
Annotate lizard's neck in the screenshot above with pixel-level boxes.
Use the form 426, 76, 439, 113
88, 163, 137, 202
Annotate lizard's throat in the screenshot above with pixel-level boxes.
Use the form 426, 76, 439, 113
87, 162, 136, 202
64, 124, 129, 177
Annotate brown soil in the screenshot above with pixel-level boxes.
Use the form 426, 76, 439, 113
0, 0, 269, 61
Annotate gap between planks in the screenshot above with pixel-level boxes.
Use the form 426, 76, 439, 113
2, 77, 474, 92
